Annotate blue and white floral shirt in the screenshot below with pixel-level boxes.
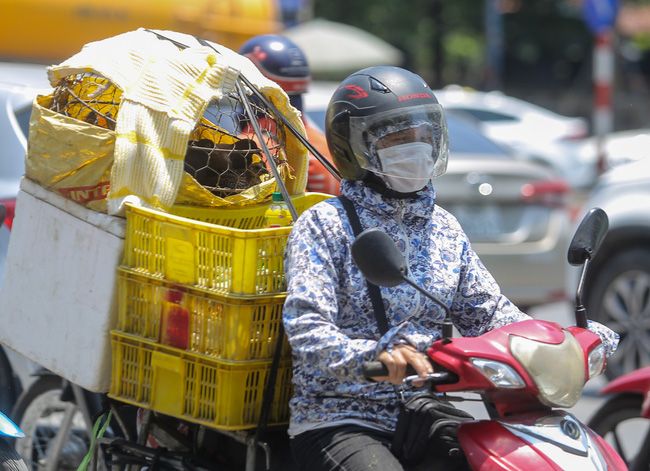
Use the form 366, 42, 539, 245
282, 179, 618, 436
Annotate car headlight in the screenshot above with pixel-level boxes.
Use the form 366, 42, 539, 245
588, 344, 606, 379
470, 358, 526, 389
510, 331, 585, 408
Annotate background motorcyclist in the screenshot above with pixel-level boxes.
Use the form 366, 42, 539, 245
238, 34, 340, 195
281, 65, 619, 471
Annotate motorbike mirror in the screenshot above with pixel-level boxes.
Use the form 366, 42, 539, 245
567, 208, 609, 267
351, 228, 409, 287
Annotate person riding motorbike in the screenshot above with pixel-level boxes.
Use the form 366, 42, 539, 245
238, 34, 340, 195
281, 66, 620, 471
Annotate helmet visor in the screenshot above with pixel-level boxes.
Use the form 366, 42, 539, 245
348, 103, 449, 179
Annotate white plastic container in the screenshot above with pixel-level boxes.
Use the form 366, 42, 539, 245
0, 178, 125, 392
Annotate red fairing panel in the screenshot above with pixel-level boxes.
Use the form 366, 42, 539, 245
458, 420, 627, 470
600, 365, 650, 419
600, 366, 650, 397
458, 421, 564, 470
587, 429, 629, 470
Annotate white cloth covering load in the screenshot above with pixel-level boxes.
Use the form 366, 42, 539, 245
47, 28, 308, 216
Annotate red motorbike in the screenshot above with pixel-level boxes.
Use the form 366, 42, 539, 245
588, 366, 650, 471
353, 208, 627, 470
9, 208, 626, 471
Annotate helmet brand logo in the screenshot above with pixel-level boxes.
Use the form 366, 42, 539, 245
398, 93, 431, 101
340, 85, 368, 99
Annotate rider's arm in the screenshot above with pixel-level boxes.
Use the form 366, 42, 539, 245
283, 205, 426, 383
282, 207, 384, 381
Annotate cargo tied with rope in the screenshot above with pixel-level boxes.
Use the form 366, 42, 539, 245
0, 30, 319, 398
0, 28, 342, 471
25, 28, 310, 215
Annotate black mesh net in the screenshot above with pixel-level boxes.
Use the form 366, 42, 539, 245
186, 93, 283, 197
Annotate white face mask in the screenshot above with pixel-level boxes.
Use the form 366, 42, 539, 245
376, 142, 435, 193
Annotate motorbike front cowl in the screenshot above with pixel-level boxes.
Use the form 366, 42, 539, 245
424, 321, 626, 470
458, 410, 626, 470
427, 318, 604, 416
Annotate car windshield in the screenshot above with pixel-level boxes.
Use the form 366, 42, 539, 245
445, 113, 508, 156
451, 107, 518, 122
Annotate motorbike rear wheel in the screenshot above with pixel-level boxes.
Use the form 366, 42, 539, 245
11, 375, 90, 471
0, 438, 27, 471
588, 393, 650, 470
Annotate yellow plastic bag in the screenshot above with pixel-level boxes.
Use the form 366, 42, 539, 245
26, 95, 114, 213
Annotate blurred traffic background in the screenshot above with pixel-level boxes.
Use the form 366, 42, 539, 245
0, 0, 648, 421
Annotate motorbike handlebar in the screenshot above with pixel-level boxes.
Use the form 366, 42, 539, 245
362, 361, 399, 378
362, 361, 459, 386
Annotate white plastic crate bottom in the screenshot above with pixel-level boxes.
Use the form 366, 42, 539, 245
0, 178, 125, 392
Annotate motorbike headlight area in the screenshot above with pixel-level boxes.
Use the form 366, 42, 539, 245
469, 358, 526, 389
509, 332, 585, 408
587, 344, 606, 379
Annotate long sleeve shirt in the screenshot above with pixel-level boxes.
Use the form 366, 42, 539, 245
282, 180, 530, 435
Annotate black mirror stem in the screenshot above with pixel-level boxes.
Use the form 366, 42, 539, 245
574, 256, 591, 329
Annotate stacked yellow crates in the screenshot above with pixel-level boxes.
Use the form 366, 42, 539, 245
109, 193, 330, 430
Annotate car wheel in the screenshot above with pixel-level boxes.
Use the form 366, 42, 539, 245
587, 248, 650, 380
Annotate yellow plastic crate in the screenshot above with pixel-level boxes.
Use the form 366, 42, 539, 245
117, 267, 290, 361
109, 331, 293, 431
123, 193, 331, 295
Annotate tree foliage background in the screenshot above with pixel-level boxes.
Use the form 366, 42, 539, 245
312, 0, 650, 130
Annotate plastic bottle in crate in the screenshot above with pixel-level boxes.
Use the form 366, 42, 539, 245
263, 192, 293, 228
160, 288, 189, 350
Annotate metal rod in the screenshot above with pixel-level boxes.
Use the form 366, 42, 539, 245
238, 73, 341, 182
43, 403, 76, 471
193, 33, 340, 186
235, 78, 298, 221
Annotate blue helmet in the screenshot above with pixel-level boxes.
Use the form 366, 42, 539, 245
239, 34, 310, 110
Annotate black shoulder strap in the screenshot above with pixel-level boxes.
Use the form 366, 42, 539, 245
337, 195, 390, 335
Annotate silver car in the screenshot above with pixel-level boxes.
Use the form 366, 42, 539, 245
434, 86, 593, 189
434, 112, 572, 309
568, 157, 650, 380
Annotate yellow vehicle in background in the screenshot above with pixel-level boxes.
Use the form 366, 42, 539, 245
0, 0, 281, 64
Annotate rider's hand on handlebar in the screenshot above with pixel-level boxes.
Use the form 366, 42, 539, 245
372, 344, 434, 386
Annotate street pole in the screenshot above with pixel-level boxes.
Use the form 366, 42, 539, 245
593, 29, 614, 174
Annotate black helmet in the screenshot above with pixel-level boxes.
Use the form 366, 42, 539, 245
239, 35, 310, 110
325, 66, 448, 185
